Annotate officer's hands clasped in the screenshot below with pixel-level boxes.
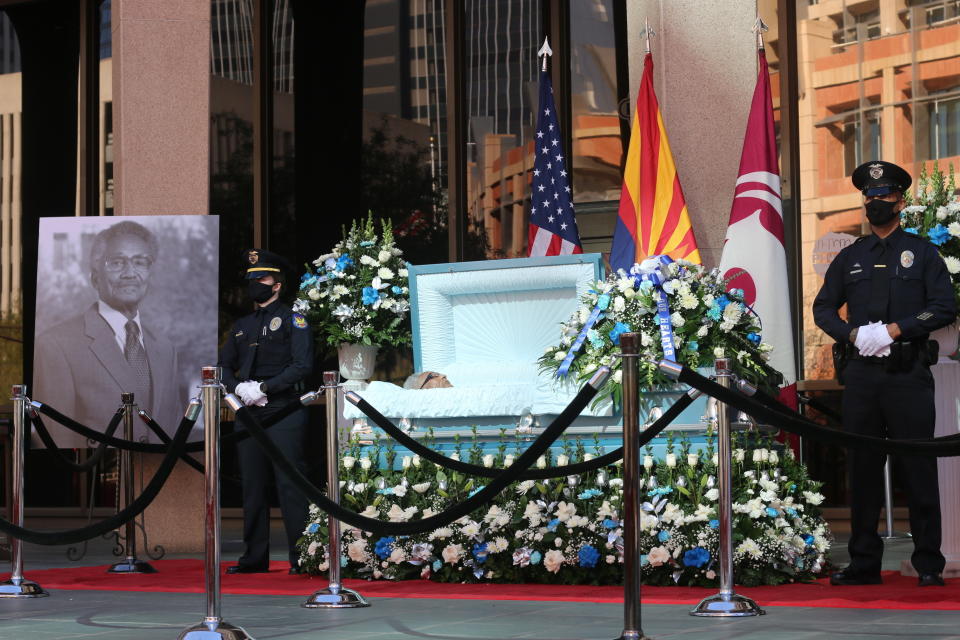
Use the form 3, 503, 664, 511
235, 380, 268, 407
854, 321, 894, 357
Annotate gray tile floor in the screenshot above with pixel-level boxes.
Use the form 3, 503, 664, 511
1, 521, 953, 640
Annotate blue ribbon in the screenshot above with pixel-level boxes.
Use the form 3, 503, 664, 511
557, 294, 609, 377
634, 255, 676, 362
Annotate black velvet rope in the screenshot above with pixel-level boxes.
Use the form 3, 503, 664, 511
0, 413, 196, 546
676, 367, 960, 456
797, 393, 842, 424
139, 411, 242, 484
29, 408, 124, 472
348, 391, 695, 479
233, 378, 601, 536
32, 396, 305, 453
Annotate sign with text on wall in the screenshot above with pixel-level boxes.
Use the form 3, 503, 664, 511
812, 232, 857, 279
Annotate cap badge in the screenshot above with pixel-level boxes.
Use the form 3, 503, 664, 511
900, 250, 915, 269
247, 250, 259, 265
269, 317, 282, 331
868, 163, 884, 179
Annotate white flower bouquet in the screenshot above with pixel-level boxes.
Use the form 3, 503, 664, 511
538, 257, 778, 402
901, 163, 960, 309
295, 213, 412, 349
296, 429, 830, 587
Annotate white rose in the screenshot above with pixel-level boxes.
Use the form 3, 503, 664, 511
557, 454, 570, 466
936, 206, 949, 220
714, 347, 725, 358
543, 549, 565, 574
536, 456, 547, 469
482, 454, 495, 468
687, 453, 699, 467
643, 455, 654, 470
504, 454, 515, 467
360, 457, 372, 470
401, 456, 412, 469
752, 449, 763, 462
441, 544, 463, 564
391, 484, 407, 497
705, 488, 719, 501
613, 296, 625, 313
554, 350, 567, 361
768, 450, 779, 464
389, 548, 406, 563
711, 453, 719, 465
412, 482, 431, 493
307, 541, 318, 556
359, 505, 379, 518
647, 545, 670, 566
948, 221, 960, 238
613, 369, 623, 384
665, 453, 677, 468
342, 456, 356, 469
378, 250, 392, 263
734, 449, 745, 462
606, 555, 616, 564
412, 455, 422, 467
347, 540, 368, 562
307, 288, 321, 300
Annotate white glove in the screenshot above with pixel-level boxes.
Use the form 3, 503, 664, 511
235, 381, 268, 407
857, 322, 893, 357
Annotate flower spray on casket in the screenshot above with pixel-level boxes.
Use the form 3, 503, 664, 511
900, 163, 960, 310
295, 212, 413, 353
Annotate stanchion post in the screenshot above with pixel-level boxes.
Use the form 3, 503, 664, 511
0, 385, 48, 598
107, 392, 156, 574
303, 371, 369, 608
613, 334, 651, 640
690, 358, 764, 617
881, 456, 909, 540
178, 367, 253, 640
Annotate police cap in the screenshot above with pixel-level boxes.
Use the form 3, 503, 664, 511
851, 160, 912, 197
244, 248, 293, 280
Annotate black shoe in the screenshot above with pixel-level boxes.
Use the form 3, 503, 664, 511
288, 567, 303, 575
225, 565, 270, 575
830, 568, 882, 586
918, 573, 945, 587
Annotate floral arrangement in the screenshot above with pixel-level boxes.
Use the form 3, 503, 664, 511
901, 163, 960, 309
538, 258, 776, 401
297, 429, 830, 587
294, 213, 412, 348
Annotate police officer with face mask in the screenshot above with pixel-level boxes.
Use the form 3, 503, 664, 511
813, 161, 957, 588
219, 249, 314, 575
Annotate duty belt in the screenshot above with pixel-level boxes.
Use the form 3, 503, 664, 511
845, 340, 938, 369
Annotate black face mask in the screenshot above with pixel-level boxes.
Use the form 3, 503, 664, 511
248, 281, 276, 304
865, 198, 899, 226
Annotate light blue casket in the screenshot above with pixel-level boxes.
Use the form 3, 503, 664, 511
341, 254, 709, 461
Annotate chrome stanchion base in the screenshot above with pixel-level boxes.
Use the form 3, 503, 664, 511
301, 586, 370, 608
690, 592, 765, 617
107, 558, 158, 574
882, 531, 912, 540
613, 632, 654, 640
178, 619, 254, 640
0, 579, 49, 598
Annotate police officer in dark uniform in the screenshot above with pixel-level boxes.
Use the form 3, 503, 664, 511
219, 249, 314, 575
813, 161, 957, 587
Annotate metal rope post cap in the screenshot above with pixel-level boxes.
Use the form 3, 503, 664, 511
0, 383, 48, 599
303, 371, 369, 609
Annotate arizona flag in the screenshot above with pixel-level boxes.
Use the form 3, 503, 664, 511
528, 68, 582, 257
717, 48, 797, 407
611, 53, 700, 272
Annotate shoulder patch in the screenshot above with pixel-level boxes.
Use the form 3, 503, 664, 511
292, 313, 309, 329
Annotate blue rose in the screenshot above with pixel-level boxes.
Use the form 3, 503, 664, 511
472, 542, 489, 564
658, 530, 671, 543
682, 546, 711, 568
578, 545, 600, 568
716, 295, 731, 310
602, 518, 619, 529
709, 519, 719, 529
307, 522, 320, 534
803, 534, 815, 545
608, 322, 631, 346
928, 223, 951, 246
374, 536, 395, 560
530, 551, 542, 565
362, 286, 380, 305
391, 285, 403, 295
746, 332, 761, 345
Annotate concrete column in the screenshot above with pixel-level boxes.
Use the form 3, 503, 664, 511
112, 0, 211, 552
626, 0, 758, 268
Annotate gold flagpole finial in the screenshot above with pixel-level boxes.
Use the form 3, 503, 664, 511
641, 17, 656, 55
538, 36, 553, 72
752, 15, 769, 51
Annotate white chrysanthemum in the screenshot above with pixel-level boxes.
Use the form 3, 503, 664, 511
332, 284, 349, 297
949, 221, 960, 237
613, 296, 626, 313
936, 206, 949, 220
737, 538, 762, 559
803, 491, 825, 506
944, 256, 960, 274
722, 302, 743, 324
398, 267, 408, 277
377, 267, 394, 280
360, 255, 379, 267
680, 293, 698, 310
378, 249, 392, 263
670, 312, 685, 327
696, 325, 709, 338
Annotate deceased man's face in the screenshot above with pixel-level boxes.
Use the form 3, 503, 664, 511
92, 234, 154, 311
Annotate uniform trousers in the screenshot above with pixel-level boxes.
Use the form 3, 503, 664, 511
842, 359, 945, 575
235, 401, 310, 570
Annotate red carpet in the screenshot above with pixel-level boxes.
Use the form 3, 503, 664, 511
5, 560, 958, 610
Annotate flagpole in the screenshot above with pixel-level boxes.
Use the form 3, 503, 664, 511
538, 36, 552, 72
640, 18, 655, 55
753, 15, 769, 52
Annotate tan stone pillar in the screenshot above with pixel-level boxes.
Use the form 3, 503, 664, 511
112, 0, 211, 553
626, 0, 758, 268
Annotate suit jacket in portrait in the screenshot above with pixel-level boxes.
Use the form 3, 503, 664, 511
33, 304, 184, 448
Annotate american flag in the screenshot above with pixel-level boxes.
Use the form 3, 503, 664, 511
528, 69, 582, 257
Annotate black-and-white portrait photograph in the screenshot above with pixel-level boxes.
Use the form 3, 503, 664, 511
32, 215, 219, 447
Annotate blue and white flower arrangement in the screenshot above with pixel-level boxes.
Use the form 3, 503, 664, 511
296, 429, 830, 587
295, 213, 412, 349
901, 163, 960, 310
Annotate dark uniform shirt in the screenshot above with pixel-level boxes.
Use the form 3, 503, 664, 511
218, 299, 314, 402
813, 226, 957, 343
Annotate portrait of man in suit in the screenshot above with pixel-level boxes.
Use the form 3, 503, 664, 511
34, 219, 191, 447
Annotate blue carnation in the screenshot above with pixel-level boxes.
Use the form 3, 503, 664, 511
578, 545, 600, 568
716, 295, 731, 310
375, 487, 394, 495
707, 305, 722, 321
362, 286, 380, 305
530, 551, 542, 565
746, 332, 761, 345
786, 507, 798, 518
682, 546, 711, 568
687, 340, 699, 352
608, 322, 631, 346
546, 518, 560, 532
432, 559, 442, 571
374, 536, 395, 560
307, 522, 320, 534
928, 224, 951, 246
391, 285, 403, 295
709, 519, 719, 529
658, 530, 671, 543
578, 489, 602, 500
472, 542, 489, 564
803, 534, 815, 545
341, 555, 348, 567
765, 507, 779, 518
903, 227, 919, 235
597, 294, 611, 311
602, 518, 619, 529
587, 329, 604, 349
336, 254, 354, 270
359, 240, 375, 247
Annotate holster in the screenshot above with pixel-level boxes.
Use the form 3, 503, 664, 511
832, 342, 848, 384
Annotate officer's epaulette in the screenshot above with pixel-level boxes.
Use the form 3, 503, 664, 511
853, 236, 868, 244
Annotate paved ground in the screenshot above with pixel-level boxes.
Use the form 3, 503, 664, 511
0, 521, 950, 640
